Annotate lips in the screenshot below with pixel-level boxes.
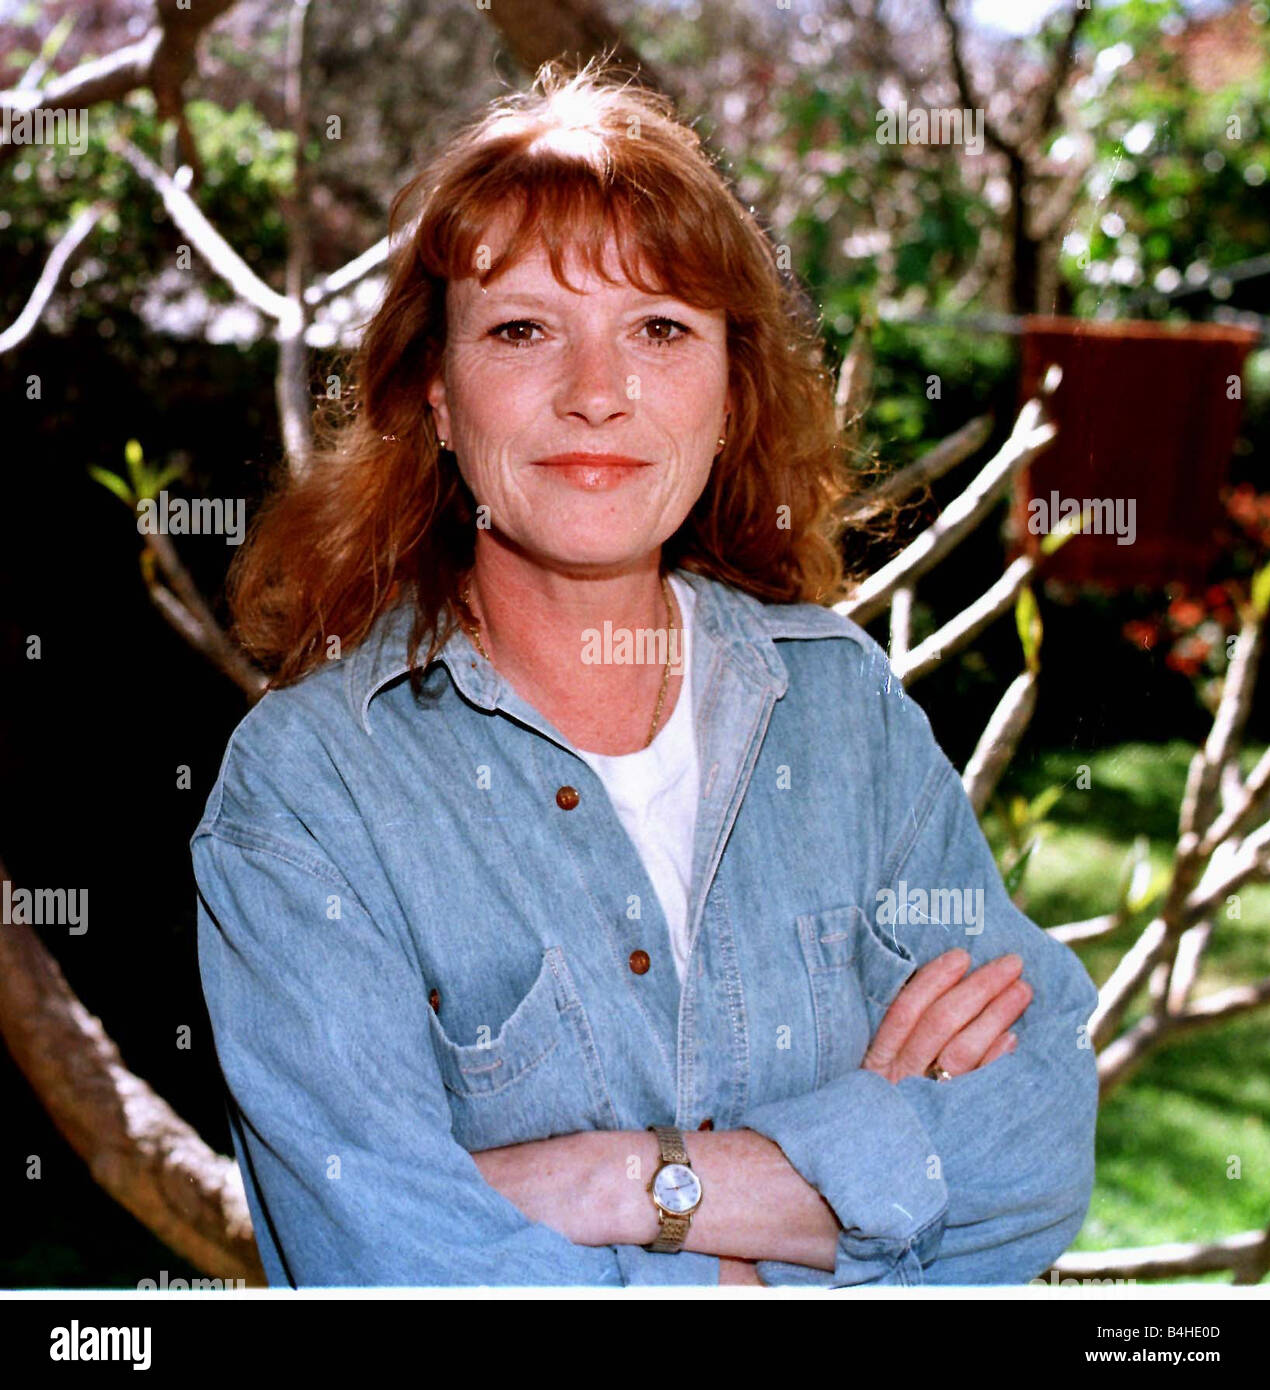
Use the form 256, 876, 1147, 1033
531, 453, 654, 467
529, 453, 654, 492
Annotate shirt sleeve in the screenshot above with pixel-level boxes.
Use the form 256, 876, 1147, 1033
736, 644, 1100, 1288
193, 825, 721, 1287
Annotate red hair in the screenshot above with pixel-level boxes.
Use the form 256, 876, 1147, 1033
227, 58, 861, 691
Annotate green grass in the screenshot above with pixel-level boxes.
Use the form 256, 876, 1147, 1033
986, 742, 1270, 1286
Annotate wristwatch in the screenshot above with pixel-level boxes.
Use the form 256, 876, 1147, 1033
644, 1124, 704, 1252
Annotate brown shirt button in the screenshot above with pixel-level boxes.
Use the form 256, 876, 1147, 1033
555, 785, 580, 810
628, 949, 651, 975
428, 988, 441, 1013
698, 1118, 714, 1131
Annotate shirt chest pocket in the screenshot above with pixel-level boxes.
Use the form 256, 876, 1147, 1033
796, 905, 917, 1088
423, 946, 619, 1152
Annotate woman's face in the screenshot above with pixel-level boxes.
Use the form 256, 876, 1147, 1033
427, 218, 732, 576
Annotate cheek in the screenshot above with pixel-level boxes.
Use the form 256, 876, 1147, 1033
652, 357, 728, 423
445, 351, 537, 430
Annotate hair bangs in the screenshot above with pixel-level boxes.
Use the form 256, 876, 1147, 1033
428, 147, 732, 313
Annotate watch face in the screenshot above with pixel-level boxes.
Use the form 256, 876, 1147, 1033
652, 1162, 702, 1215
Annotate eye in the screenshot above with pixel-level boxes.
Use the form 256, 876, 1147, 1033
639, 316, 691, 346
489, 319, 544, 347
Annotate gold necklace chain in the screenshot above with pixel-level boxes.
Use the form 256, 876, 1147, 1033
457, 574, 677, 749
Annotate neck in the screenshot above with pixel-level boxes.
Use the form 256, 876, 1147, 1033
460, 540, 682, 751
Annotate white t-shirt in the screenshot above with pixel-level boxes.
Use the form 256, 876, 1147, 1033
571, 574, 699, 984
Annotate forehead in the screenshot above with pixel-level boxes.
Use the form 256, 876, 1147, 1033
449, 204, 671, 304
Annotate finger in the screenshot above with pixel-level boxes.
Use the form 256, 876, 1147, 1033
977, 1031, 1018, 1068
863, 949, 970, 1070
937, 978, 1032, 1074
894, 953, 1024, 1077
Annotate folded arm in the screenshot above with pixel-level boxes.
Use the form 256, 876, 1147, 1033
478, 661, 1098, 1288
194, 826, 724, 1287
735, 660, 1100, 1287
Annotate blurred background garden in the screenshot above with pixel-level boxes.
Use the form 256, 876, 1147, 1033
1, 0, 1268, 1285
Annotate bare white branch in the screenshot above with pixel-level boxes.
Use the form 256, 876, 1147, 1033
838, 400, 1055, 626
0, 201, 108, 355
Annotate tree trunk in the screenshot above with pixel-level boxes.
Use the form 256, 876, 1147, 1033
0, 858, 264, 1285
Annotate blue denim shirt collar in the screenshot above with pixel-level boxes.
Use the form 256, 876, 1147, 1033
344, 567, 865, 739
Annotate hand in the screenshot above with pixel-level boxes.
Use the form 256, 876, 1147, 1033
862, 948, 1032, 1085
719, 1256, 765, 1285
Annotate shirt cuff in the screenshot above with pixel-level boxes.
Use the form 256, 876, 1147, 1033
613, 1244, 721, 1286
738, 1068, 948, 1287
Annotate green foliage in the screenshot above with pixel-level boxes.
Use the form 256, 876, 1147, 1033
2, 90, 298, 345
1251, 560, 1270, 619
1061, 0, 1270, 320
993, 740, 1270, 1276
991, 782, 1065, 898
1016, 585, 1043, 673
88, 438, 186, 508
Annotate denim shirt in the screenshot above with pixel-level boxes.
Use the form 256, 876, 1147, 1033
191, 567, 1099, 1288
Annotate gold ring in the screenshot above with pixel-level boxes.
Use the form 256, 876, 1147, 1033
925, 1063, 953, 1082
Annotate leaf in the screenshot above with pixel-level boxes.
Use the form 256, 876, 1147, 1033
40, 14, 76, 65
88, 465, 135, 507
1116, 834, 1157, 914
1029, 783, 1065, 822
151, 462, 186, 492
137, 460, 186, 501
1040, 502, 1095, 556
1251, 562, 1270, 620
123, 438, 145, 494
1015, 585, 1043, 672
1003, 838, 1038, 896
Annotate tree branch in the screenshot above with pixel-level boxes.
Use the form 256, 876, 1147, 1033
1030, 3, 1094, 145
960, 670, 1037, 817
0, 1, 239, 166
141, 535, 267, 701
933, 0, 1018, 159
1046, 912, 1125, 946
0, 856, 264, 1283
482, 0, 668, 96
1048, 1226, 1270, 1284
277, 0, 317, 478
1098, 975, 1270, 1095
116, 139, 297, 324
841, 413, 993, 524
897, 554, 1036, 685
838, 396, 1055, 626
0, 200, 108, 355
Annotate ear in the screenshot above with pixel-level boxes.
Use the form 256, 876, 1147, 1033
426, 368, 451, 444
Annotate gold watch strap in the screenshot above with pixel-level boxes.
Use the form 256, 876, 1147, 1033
650, 1124, 688, 1165
648, 1213, 692, 1253
646, 1124, 695, 1253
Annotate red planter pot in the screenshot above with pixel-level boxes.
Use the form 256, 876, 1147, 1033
1009, 317, 1260, 590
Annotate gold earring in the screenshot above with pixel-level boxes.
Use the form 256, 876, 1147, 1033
438, 437, 449, 451
716, 435, 726, 449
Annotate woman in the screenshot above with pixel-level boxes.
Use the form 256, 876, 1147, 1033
192, 60, 1099, 1288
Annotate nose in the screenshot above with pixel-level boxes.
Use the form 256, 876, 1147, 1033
553, 330, 631, 428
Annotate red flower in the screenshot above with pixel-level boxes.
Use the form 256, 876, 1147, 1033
1167, 597, 1205, 629
1123, 619, 1161, 651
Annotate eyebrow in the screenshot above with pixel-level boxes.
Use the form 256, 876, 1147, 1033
469, 288, 683, 310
